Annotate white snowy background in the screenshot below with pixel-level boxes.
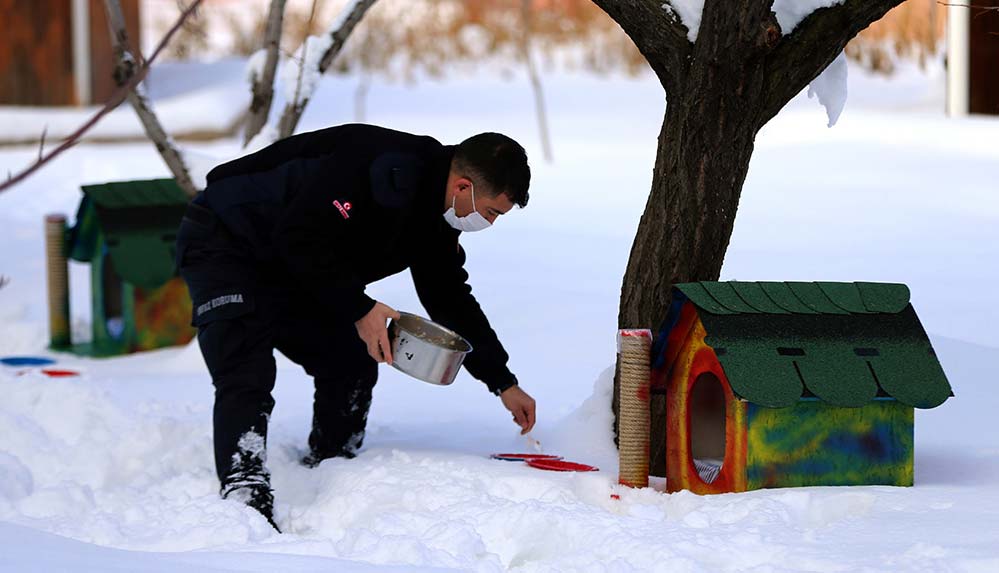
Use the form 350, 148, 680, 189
2, 11, 999, 571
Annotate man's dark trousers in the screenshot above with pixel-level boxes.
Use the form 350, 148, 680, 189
176, 201, 376, 489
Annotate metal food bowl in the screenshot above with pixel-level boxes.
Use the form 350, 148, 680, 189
387, 312, 472, 386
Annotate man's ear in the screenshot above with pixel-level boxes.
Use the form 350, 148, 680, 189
454, 177, 473, 195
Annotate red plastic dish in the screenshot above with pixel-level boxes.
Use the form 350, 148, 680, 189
490, 453, 563, 462
526, 459, 599, 472
40, 369, 80, 378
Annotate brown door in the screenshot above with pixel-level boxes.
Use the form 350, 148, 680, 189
969, 0, 999, 115
0, 0, 75, 105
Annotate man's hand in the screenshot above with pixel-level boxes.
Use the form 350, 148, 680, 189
355, 302, 401, 365
500, 385, 536, 435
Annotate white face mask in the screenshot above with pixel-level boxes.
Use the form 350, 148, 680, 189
443, 182, 492, 233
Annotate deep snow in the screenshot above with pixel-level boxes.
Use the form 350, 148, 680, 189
1, 55, 998, 571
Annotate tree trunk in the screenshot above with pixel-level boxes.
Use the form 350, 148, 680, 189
618, 28, 772, 331
619, 85, 762, 476
609, 1, 782, 477
598, 0, 906, 477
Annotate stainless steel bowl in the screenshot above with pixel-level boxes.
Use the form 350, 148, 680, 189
387, 312, 472, 386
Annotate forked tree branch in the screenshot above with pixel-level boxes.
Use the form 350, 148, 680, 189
276, 0, 378, 139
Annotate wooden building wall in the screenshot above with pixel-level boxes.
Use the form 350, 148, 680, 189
0, 0, 140, 106
0, 0, 75, 105
969, 0, 999, 115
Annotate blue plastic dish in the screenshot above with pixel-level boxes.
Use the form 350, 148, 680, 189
1, 356, 56, 367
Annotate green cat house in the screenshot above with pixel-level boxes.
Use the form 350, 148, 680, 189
45, 178, 195, 356
651, 281, 953, 494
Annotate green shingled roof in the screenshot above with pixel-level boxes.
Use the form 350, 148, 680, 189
670, 281, 952, 409
83, 178, 189, 208
71, 179, 188, 290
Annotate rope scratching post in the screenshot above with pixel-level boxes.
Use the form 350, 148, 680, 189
617, 329, 652, 488
45, 214, 71, 348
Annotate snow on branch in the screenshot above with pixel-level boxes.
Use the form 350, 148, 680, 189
666, 0, 847, 42
276, 0, 378, 139
0, 0, 205, 196
103, 0, 198, 197
808, 52, 848, 127
663, 0, 704, 42
759, 0, 904, 126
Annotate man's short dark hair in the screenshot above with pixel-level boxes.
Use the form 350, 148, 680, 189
452, 133, 530, 208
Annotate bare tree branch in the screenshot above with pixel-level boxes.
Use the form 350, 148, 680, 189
590, 0, 691, 94
759, 0, 905, 126
276, 0, 379, 139
0, 0, 204, 196
243, 0, 288, 147
103, 0, 198, 197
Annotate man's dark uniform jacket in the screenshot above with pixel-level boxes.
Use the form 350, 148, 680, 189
180, 123, 518, 396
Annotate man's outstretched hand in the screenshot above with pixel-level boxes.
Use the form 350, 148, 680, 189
355, 301, 401, 365
500, 385, 536, 434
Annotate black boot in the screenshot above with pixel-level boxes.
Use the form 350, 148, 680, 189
303, 370, 375, 468
221, 477, 281, 533
301, 417, 365, 467
220, 432, 281, 533
301, 444, 356, 468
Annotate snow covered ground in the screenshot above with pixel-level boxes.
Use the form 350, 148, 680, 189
1, 57, 998, 571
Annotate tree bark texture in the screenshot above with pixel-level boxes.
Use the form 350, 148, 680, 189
243, 0, 287, 147
592, 0, 904, 476
103, 0, 198, 197
277, 0, 378, 139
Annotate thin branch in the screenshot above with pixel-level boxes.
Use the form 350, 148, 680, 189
276, 0, 378, 139
759, 0, 904, 126
104, 0, 198, 197
243, 0, 288, 147
0, 0, 204, 196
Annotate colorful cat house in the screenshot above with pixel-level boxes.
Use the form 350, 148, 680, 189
45, 178, 195, 356
649, 281, 952, 494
